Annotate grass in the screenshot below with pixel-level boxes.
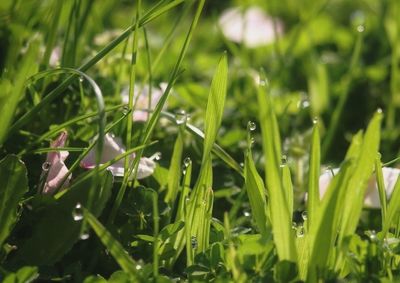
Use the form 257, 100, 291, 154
1, 0, 400, 282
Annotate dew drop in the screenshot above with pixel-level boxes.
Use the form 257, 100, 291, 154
301, 211, 308, 221
357, 25, 365, 33
80, 231, 90, 240
240, 162, 244, 168
122, 105, 129, 115
292, 222, 298, 230
79, 76, 84, 83
243, 211, 251, 217
42, 161, 51, 171
259, 77, 268, 87
247, 121, 256, 131
183, 157, 191, 167
154, 152, 162, 161
377, 108, 383, 114
175, 109, 187, 125
296, 225, 305, 238
72, 203, 83, 221
312, 117, 318, 125
298, 98, 310, 109
191, 236, 198, 249
281, 155, 287, 165
368, 230, 377, 242
135, 264, 142, 270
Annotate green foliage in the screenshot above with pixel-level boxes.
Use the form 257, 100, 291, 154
0, 155, 28, 247
2, 0, 400, 281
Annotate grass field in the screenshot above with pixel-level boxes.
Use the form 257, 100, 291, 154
1, 0, 400, 282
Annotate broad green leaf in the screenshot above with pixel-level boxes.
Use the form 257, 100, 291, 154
0, 155, 28, 247
307, 121, 320, 228
244, 149, 269, 236
85, 210, 142, 282
13, 171, 113, 265
257, 75, 297, 262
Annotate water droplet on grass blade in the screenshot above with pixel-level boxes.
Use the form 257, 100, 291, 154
183, 157, 191, 167
122, 105, 129, 115
312, 117, 318, 124
42, 162, 51, 171
247, 121, 256, 131
301, 211, 308, 221
72, 203, 83, 221
154, 152, 162, 161
357, 25, 365, 33
175, 109, 187, 125
80, 231, 90, 240
296, 225, 305, 238
191, 236, 198, 249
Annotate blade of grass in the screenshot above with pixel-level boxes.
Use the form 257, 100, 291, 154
244, 148, 269, 236
257, 74, 297, 262
307, 120, 321, 228
375, 154, 387, 223
109, 0, 205, 224
338, 111, 382, 244
382, 175, 400, 237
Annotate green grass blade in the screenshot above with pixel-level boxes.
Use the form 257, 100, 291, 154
84, 209, 142, 281
0, 155, 28, 247
281, 163, 294, 224
202, 53, 228, 162
307, 120, 321, 228
338, 111, 382, 243
382, 175, 400, 237
257, 75, 297, 262
375, 155, 387, 223
244, 149, 269, 236
166, 129, 184, 204
307, 161, 353, 280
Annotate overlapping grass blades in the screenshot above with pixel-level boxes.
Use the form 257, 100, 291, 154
257, 75, 297, 262
186, 53, 227, 262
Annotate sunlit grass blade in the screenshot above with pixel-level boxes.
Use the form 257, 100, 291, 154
382, 175, 400, 237
257, 74, 297, 262
338, 111, 382, 243
186, 53, 228, 259
281, 162, 294, 224
307, 160, 353, 280
202, 53, 228, 162
307, 120, 321, 228
166, 129, 184, 203
84, 209, 142, 282
168, 159, 192, 267
375, 154, 387, 223
244, 148, 269, 236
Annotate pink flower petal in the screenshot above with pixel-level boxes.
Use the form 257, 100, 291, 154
42, 131, 71, 194
80, 133, 156, 180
